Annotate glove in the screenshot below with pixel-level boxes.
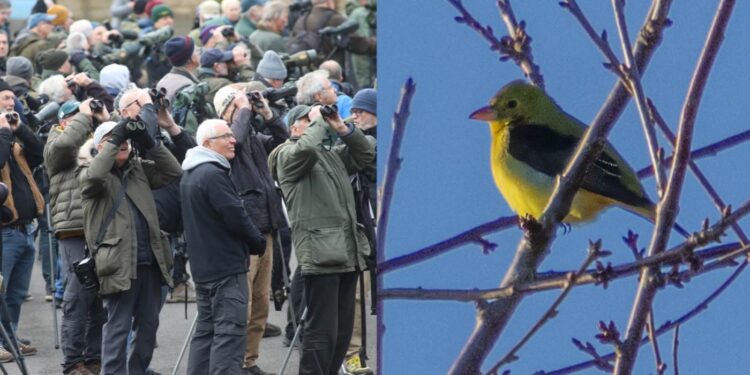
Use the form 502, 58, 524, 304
69, 51, 86, 66
131, 127, 156, 152
107, 121, 128, 146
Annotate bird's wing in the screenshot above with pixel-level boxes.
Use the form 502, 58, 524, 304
507, 124, 652, 209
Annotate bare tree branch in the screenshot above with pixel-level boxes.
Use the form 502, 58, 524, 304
672, 325, 680, 375
611, 0, 667, 195
637, 128, 750, 179
646, 310, 667, 374
485, 241, 606, 375
615, 1, 736, 372
379, 216, 517, 274
376, 77, 416, 370
647, 100, 750, 244
447, 0, 544, 88
541, 261, 746, 374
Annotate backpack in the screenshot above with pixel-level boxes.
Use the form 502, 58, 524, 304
286, 11, 336, 54
171, 82, 217, 136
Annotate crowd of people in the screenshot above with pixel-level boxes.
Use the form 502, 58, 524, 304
0, 0, 377, 374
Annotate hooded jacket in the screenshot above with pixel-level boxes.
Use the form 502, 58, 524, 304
180, 146, 266, 283
268, 117, 374, 275
78, 139, 181, 295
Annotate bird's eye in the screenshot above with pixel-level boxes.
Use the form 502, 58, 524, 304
507, 100, 518, 109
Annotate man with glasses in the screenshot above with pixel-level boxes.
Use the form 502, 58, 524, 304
79, 88, 181, 374
181, 119, 266, 375
268, 103, 375, 375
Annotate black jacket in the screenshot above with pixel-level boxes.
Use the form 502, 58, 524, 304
180, 147, 266, 283
229, 108, 288, 234
153, 131, 197, 234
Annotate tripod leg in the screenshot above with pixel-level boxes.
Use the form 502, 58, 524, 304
358, 271, 367, 361
279, 307, 307, 375
46, 204, 59, 349
0, 294, 28, 375
171, 312, 198, 375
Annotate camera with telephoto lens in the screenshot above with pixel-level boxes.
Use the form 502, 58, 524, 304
74, 254, 99, 290
247, 91, 265, 109
281, 50, 317, 69
320, 104, 338, 119
90, 99, 104, 113
4, 112, 19, 126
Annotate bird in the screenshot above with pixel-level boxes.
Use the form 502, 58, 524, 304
469, 80, 664, 228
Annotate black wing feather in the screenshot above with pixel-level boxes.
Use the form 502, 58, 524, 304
507, 124, 651, 208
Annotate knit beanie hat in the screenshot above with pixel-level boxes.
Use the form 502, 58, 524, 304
6, 57, 34, 82
351, 88, 376, 115
145, 0, 164, 17
256, 51, 287, 80
38, 50, 69, 71
47, 5, 71, 26
150, 4, 173, 23
0, 80, 12, 95
199, 25, 220, 45
165, 36, 195, 67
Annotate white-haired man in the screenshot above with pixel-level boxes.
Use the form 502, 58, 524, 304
181, 119, 266, 375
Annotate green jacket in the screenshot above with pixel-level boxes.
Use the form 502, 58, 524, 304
10, 32, 51, 69
235, 15, 257, 37
249, 29, 287, 54
45, 113, 92, 235
268, 118, 374, 275
78, 140, 181, 295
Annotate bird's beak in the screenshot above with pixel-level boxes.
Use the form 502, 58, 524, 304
469, 105, 497, 121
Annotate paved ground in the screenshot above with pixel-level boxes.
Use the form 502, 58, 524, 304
1, 255, 377, 375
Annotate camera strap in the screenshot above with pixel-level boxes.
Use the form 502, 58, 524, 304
92, 173, 129, 254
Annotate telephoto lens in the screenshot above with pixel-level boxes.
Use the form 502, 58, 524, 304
90, 99, 104, 113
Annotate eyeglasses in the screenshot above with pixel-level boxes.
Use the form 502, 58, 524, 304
122, 99, 142, 111
208, 133, 235, 141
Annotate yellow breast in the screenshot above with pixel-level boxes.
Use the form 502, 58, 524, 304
489, 124, 613, 223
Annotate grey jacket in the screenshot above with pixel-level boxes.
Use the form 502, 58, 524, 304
44, 112, 91, 235
78, 139, 181, 295
268, 118, 374, 275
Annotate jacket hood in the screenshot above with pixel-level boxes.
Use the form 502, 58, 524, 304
182, 146, 231, 171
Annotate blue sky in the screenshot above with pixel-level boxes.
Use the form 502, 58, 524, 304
379, 1, 750, 374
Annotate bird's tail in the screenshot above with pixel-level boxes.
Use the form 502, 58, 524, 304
626, 203, 691, 239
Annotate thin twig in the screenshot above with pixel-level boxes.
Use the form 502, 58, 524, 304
380, 242, 747, 302
611, 0, 667, 195
379, 216, 517, 274
637, 128, 750, 178
485, 242, 605, 375
646, 310, 667, 374
672, 325, 680, 375
615, 2, 735, 372
375, 77, 416, 372
541, 261, 746, 375
647, 100, 749, 244
447, 0, 544, 87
